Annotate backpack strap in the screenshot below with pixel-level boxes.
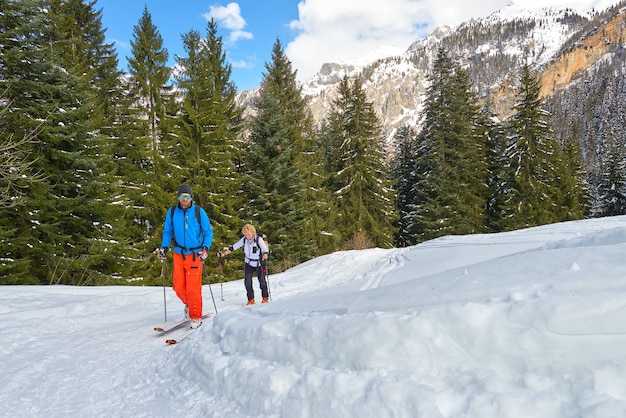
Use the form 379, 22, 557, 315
254, 233, 269, 254
169, 204, 205, 251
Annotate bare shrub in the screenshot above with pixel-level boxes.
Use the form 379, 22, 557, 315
344, 232, 374, 250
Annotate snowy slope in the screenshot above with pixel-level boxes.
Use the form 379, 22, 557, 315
3, 216, 626, 417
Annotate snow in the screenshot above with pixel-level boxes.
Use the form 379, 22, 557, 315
481, 0, 621, 68
496, 0, 618, 18
338, 45, 407, 68
4, 216, 626, 417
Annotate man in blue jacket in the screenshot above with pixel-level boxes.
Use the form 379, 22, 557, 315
158, 184, 213, 328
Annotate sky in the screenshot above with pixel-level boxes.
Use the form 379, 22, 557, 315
3, 215, 626, 417
98, 0, 512, 91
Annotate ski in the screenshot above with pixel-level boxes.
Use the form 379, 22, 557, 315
165, 320, 208, 345
165, 331, 193, 345
154, 319, 189, 335
153, 313, 211, 336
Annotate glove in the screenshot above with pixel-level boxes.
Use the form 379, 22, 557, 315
199, 247, 208, 261
157, 247, 167, 261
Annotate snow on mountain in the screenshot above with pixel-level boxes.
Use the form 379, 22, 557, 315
238, 0, 619, 143
301, 45, 406, 96
287, 0, 624, 142
483, 0, 620, 66
4, 215, 626, 417
497, 0, 619, 17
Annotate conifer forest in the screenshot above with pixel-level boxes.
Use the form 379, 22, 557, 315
1, 1, 625, 285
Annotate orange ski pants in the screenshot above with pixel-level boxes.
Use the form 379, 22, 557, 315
172, 252, 203, 319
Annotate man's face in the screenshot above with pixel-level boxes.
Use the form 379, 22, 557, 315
178, 193, 192, 208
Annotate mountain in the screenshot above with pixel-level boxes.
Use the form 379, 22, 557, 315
238, 0, 626, 150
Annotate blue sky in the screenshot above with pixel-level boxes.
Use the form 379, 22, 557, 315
98, 0, 511, 91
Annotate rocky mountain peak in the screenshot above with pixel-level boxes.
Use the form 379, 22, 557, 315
238, 1, 625, 144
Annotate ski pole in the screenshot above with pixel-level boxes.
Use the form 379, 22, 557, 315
204, 261, 218, 314
160, 259, 168, 323
218, 255, 225, 301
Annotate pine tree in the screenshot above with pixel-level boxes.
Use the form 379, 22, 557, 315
324, 76, 397, 248
500, 65, 583, 230
172, 19, 244, 277
0, 0, 122, 284
299, 124, 336, 257
481, 106, 510, 232
405, 127, 436, 242
105, 75, 163, 283
108, 6, 173, 283
447, 69, 489, 234
390, 124, 418, 246
555, 136, 589, 220
127, 5, 170, 154
49, 0, 130, 281
408, 47, 488, 241
315, 120, 342, 254
596, 138, 626, 216
242, 39, 318, 265
51, 0, 121, 125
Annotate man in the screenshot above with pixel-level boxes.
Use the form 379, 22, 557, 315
219, 223, 269, 305
158, 184, 213, 328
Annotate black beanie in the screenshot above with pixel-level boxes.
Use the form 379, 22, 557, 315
177, 184, 193, 196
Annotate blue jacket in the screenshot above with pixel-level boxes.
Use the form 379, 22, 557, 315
161, 203, 213, 255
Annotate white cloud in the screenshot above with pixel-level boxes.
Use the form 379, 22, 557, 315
108, 38, 130, 51
204, 2, 253, 43
285, 0, 511, 81
230, 58, 255, 69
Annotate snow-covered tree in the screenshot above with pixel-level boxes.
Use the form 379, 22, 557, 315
324, 76, 397, 248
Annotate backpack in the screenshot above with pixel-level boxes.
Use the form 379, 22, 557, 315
169, 204, 204, 249
254, 232, 269, 253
